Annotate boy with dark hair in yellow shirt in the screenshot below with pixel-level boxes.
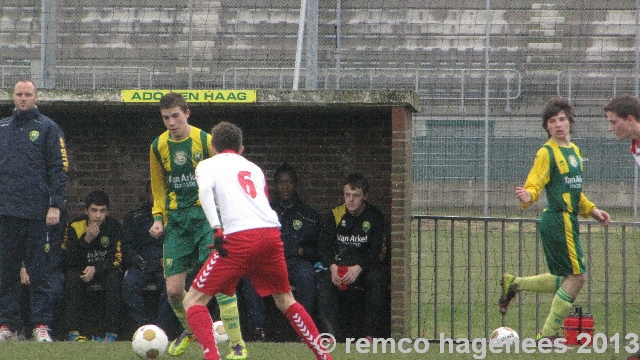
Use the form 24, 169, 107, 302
501, 97, 610, 342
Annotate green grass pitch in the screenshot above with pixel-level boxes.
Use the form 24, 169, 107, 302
0, 340, 635, 359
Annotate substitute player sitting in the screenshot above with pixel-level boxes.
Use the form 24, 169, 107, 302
500, 97, 610, 341
183, 121, 332, 360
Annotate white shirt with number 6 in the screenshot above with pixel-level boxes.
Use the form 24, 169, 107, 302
195, 151, 280, 235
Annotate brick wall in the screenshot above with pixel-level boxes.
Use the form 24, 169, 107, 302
390, 106, 413, 338
43, 104, 393, 221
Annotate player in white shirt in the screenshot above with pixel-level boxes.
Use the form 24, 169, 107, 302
197, 151, 280, 235
183, 122, 332, 360
604, 94, 640, 360
605, 94, 640, 167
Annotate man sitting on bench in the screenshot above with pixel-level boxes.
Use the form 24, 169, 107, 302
317, 173, 390, 342
62, 190, 123, 342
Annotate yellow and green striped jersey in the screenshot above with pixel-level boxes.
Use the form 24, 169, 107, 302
150, 126, 212, 223
521, 139, 595, 218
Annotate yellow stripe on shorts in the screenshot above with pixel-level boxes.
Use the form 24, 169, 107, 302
562, 212, 580, 274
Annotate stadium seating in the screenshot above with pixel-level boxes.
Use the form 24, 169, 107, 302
2, 0, 633, 186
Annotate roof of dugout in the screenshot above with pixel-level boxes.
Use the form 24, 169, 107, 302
0, 89, 420, 113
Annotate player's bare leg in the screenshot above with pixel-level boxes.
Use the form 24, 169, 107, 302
273, 291, 333, 360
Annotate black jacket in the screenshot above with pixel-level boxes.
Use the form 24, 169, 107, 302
63, 215, 122, 277
0, 107, 68, 219
319, 202, 388, 271
270, 194, 323, 265
120, 202, 163, 273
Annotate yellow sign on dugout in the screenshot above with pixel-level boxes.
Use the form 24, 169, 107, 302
121, 90, 257, 103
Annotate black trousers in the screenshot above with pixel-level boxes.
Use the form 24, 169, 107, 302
317, 265, 390, 340
0, 216, 53, 331
64, 267, 123, 334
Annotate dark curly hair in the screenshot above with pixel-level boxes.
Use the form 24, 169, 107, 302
542, 97, 575, 138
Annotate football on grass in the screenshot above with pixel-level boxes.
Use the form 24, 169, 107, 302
132, 324, 169, 359
213, 320, 229, 343
490, 326, 519, 345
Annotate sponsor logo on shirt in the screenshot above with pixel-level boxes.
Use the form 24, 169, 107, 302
564, 175, 583, 189
87, 250, 108, 263
168, 173, 197, 189
337, 234, 368, 247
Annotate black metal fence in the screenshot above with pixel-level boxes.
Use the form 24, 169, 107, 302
412, 215, 640, 342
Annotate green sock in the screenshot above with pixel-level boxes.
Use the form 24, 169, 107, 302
216, 293, 245, 349
169, 291, 191, 333
514, 273, 563, 293
541, 287, 574, 336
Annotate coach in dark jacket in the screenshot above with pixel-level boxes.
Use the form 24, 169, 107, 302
0, 80, 68, 341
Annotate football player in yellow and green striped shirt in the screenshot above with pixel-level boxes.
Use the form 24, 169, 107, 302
500, 97, 610, 341
149, 92, 246, 359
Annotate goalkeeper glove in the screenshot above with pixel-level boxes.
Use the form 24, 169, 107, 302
209, 227, 228, 258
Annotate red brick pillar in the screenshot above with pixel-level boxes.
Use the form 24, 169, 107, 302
390, 106, 413, 338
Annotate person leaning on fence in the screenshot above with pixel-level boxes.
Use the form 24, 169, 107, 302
317, 173, 390, 342
62, 190, 123, 342
121, 182, 179, 337
603, 94, 640, 360
500, 97, 610, 342
0, 79, 69, 343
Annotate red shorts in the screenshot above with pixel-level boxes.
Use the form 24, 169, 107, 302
190, 227, 291, 297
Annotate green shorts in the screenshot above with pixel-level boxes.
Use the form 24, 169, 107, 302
163, 206, 214, 277
539, 210, 586, 276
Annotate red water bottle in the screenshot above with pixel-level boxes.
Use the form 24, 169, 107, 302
337, 266, 349, 291
563, 307, 580, 346
579, 312, 594, 346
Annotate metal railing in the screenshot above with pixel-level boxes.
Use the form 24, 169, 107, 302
412, 215, 640, 341
223, 67, 521, 111
0, 65, 152, 89
56, 66, 153, 89
557, 69, 639, 101
0, 65, 30, 88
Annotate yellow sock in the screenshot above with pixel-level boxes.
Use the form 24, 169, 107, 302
514, 273, 563, 293
541, 287, 574, 336
169, 291, 192, 333
216, 293, 245, 349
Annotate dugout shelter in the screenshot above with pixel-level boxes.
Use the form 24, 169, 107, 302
0, 88, 418, 338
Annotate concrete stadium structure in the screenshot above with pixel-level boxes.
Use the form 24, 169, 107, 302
1, 1, 636, 105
